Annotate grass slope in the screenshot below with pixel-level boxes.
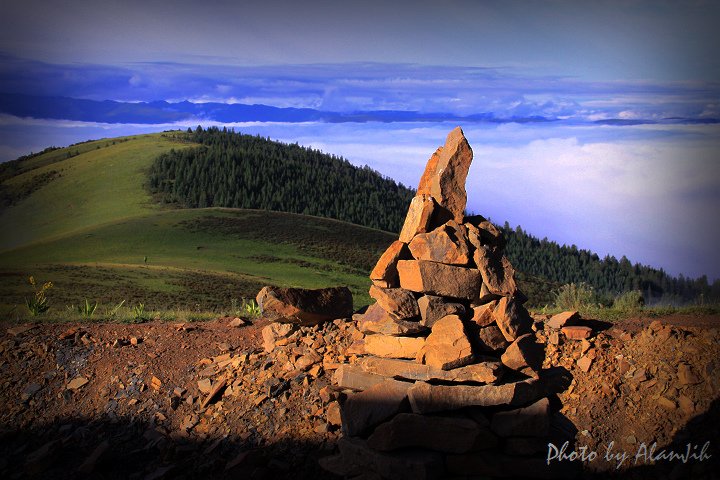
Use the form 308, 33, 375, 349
0, 133, 393, 319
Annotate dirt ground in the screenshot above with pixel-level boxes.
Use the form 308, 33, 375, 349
0, 313, 718, 479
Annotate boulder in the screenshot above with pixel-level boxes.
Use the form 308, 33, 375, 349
419, 315, 474, 370
416, 126, 473, 223
397, 260, 481, 301
364, 334, 425, 359
473, 245, 518, 298
408, 221, 470, 266
370, 241, 407, 287
490, 398, 550, 437
359, 356, 502, 384
357, 303, 428, 336
256, 286, 353, 326
398, 195, 435, 243
501, 333, 544, 378
368, 413, 484, 453
340, 380, 411, 437
417, 295, 466, 328
408, 379, 544, 414
547, 311, 579, 329
493, 297, 531, 342
369, 285, 419, 320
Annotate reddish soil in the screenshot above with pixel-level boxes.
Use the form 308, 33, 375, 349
1, 314, 718, 479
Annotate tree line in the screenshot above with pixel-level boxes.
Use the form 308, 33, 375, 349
148, 126, 415, 233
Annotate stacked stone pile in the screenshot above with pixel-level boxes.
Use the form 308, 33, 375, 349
322, 127, 577, 479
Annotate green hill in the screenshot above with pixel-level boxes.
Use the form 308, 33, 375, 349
0, 132, 394, 319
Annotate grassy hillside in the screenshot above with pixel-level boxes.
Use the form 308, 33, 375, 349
0, 133, 393, 320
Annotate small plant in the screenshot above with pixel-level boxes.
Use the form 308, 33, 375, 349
25, 276, 53, 316
613, 290, 644, 314
108, 299, 126, 318
132, 303, 148, 322
242, 299, 261, 318
554, 282, 596, 311
76, 298, 98, 319
230, 297, 240, 316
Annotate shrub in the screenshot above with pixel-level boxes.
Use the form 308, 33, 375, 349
242, 299, 261, 318
75, 298, 98, 319
25, 276, 53, 316
554, 282, 596, 311
614, 290, 644, 314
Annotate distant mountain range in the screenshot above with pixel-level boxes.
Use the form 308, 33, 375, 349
1, 92, 716, 126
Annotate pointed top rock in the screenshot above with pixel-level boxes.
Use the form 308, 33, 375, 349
416, 127, 473, 223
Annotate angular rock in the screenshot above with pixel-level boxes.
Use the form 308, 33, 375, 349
417, 295, 466, 328
370, 241, 407, 287
408, 379, 544, 414
340, 379, 411, 437
474, 245, 518, 298
491, 398, 550, 437
416, 126, 473, 223
577, 355, 593, 373
261, 322, 294, 353
398, 194, 435, 243
476, 324, 510, 352
419, 315, 474, 370
397, 260, 481, 301
471, 302, 497, 327
493, 297, 531, 342
369, 285, 419, 320
334, 437, 444, 480
408, 221, 470, 266
357, 303, 427, 336
477, 283, 501, 304
332, 364, 388, 391
477, 219, 506, 252
359, 357, 502, 384
677, 363, 702, 385
501, 333, 544, 378
368, 413, 484, 453
547, 311, 580, 329
67, 376, 89, 390
364, 334, 425, 359
561, 325, 592, 340
327, 401, 342, 426
256, 286, 353, 326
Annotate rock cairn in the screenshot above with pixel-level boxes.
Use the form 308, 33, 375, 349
322, 127, 576, 479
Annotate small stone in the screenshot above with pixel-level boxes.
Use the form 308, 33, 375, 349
327, 401, 342, 426
577, 356, 593, 373
229, 317, 246, 327
471, 303, 496, 327
197, 378, 212, 395
67, 376, 89, 390
150, 376, 162, 391
678, 395, 694, 415
547, 311, 580, 329
677, 363, 701, 385
561, 325, 593, 340
201, 376, 227, 408
657, 396, 676, 410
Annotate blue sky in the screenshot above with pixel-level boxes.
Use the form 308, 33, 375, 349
0, 0, 719, 281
